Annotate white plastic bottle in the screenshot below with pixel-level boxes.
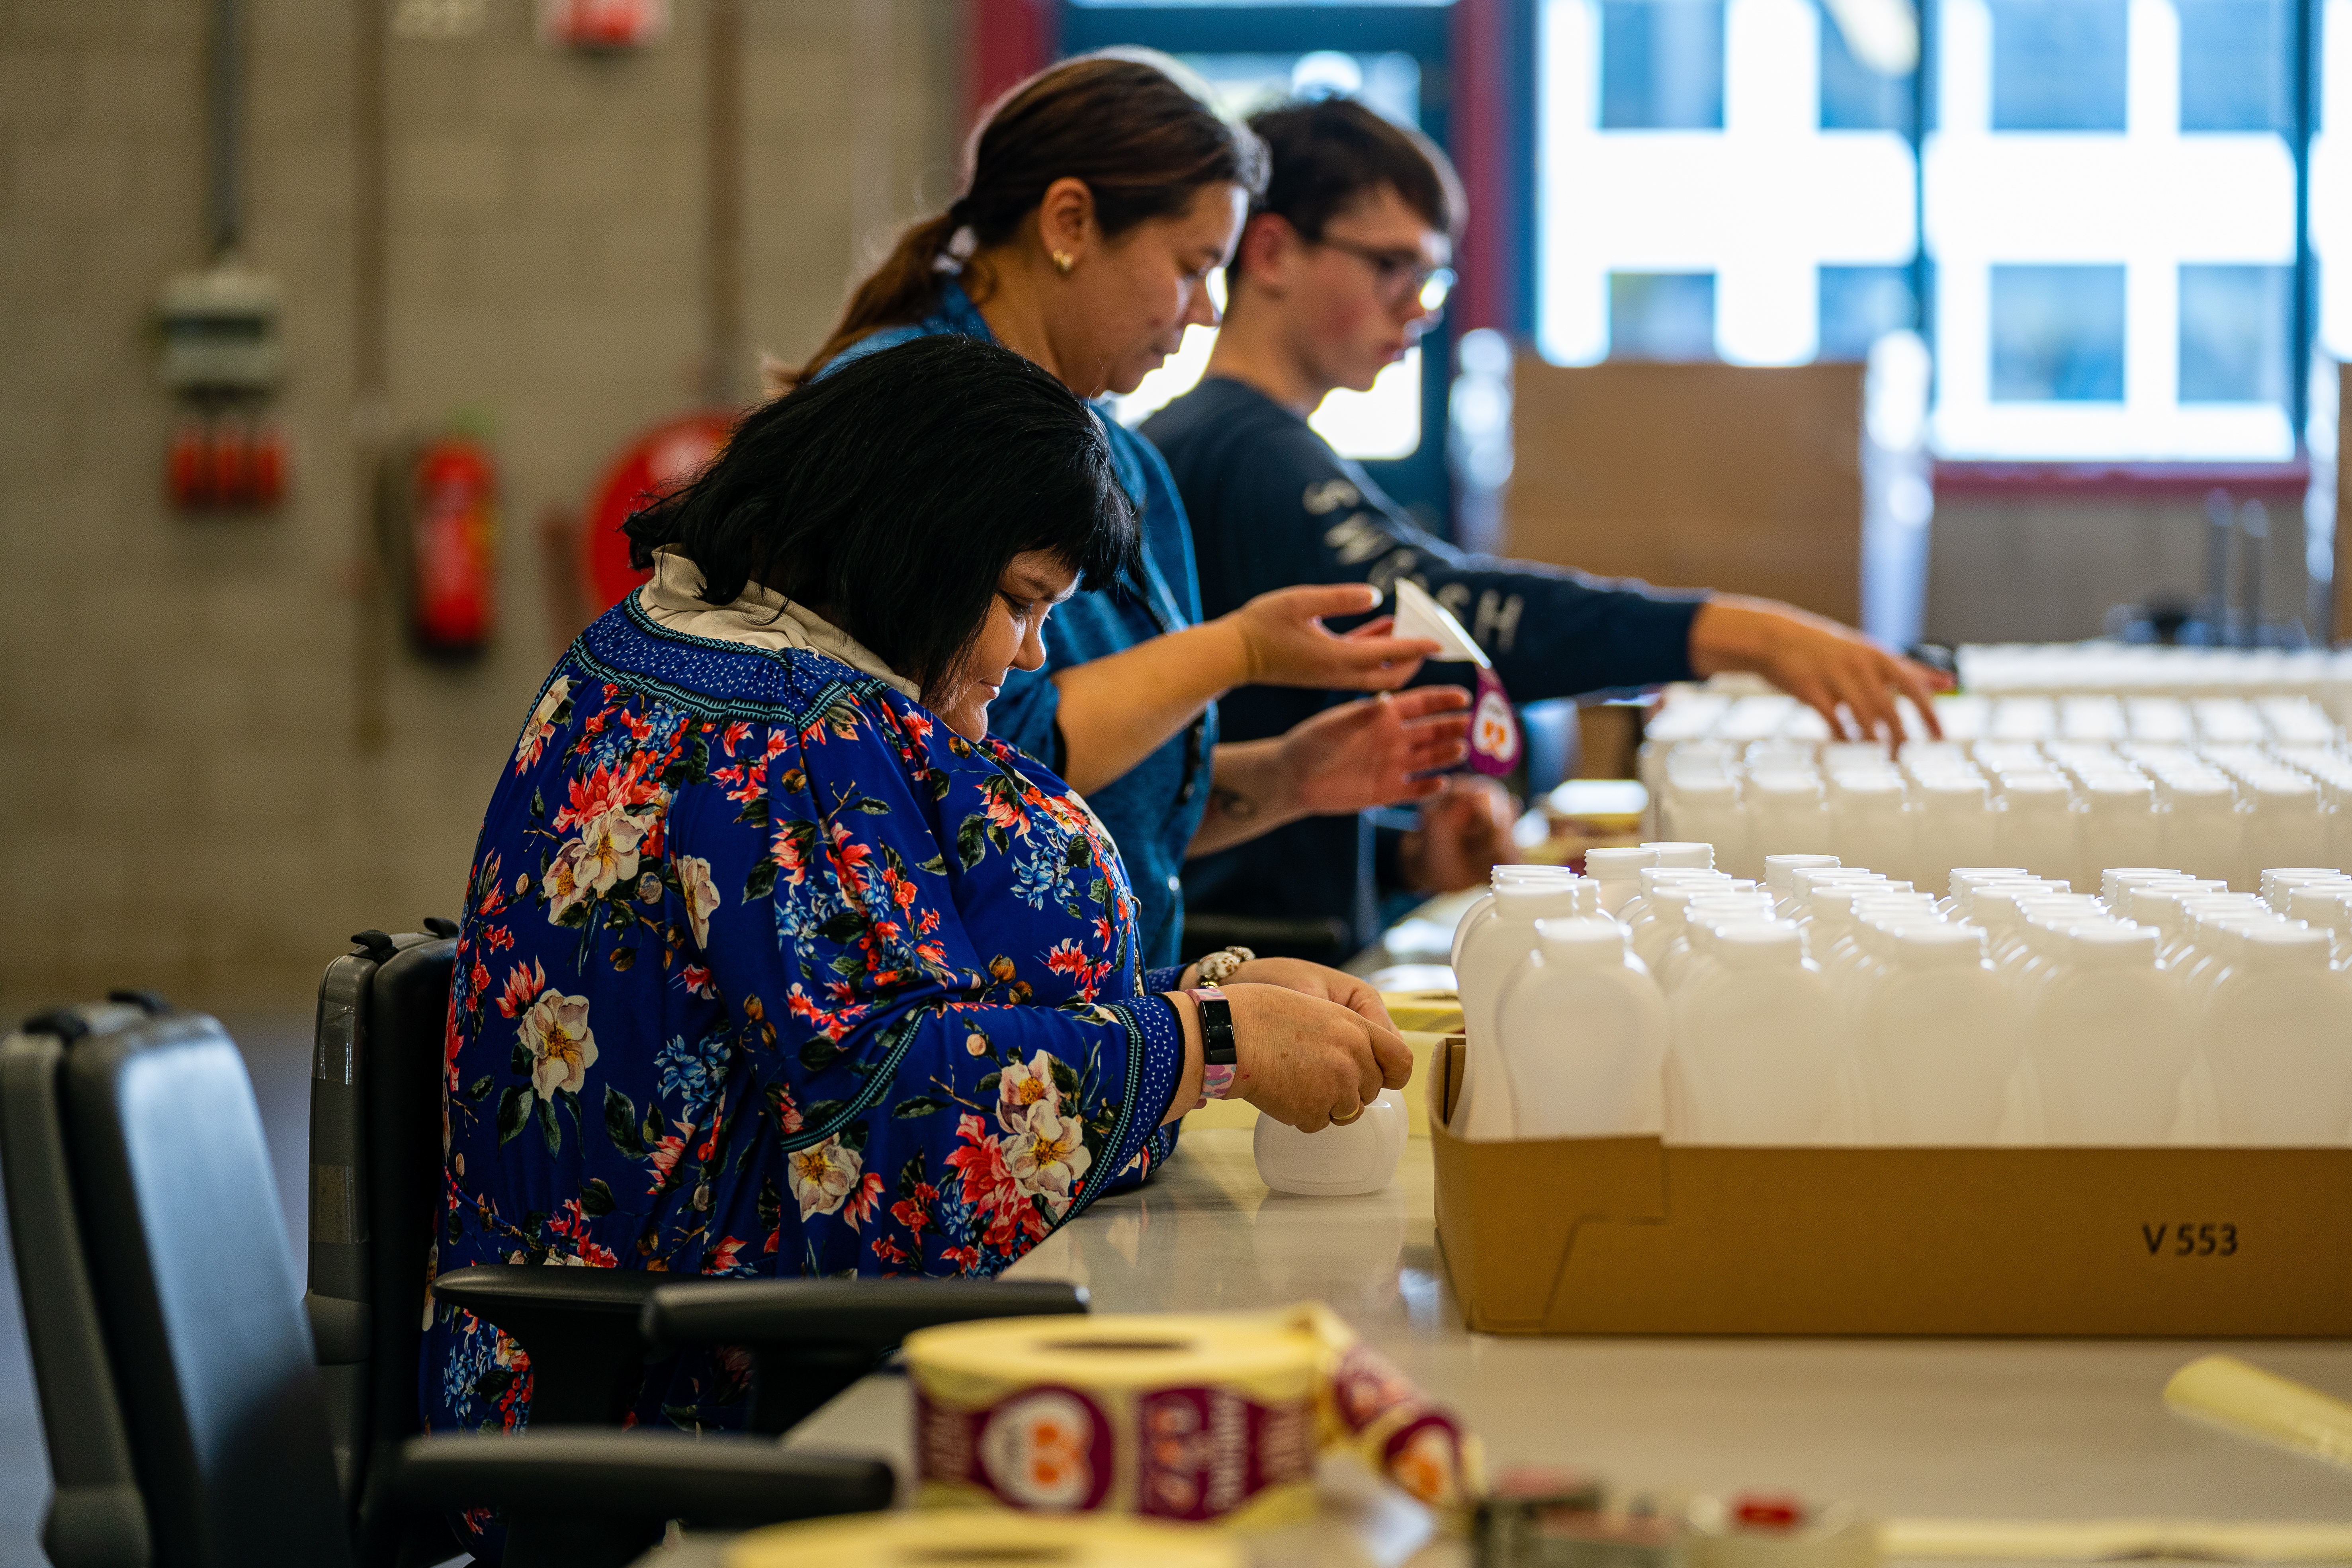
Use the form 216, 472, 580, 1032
1253, 1088, 1412, 1195
1450, 864, 1577, 972
2076, 778, 2162, 894
2242, 777, 2327, 892
1623, 872, 1732, 969
1914, 777, 1998, 890
1583, 846, 1659, 919
1994, 773, 2080, 883
1455, 878, 1592, 1140
2157, 774, 2244, 887
2025, 925, 2192, 1144
1828, 774, 1912, 886
1855, 924, 2021, 1143
1746, 770, 1835, 858
2198, 923, 2352, 1144
1491, 919, 1669, 1138
1662, 775, 1749, 877
1666, 924, 1844, 1144
1656, 894, 1779, 993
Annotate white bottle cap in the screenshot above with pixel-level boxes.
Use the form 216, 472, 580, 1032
2287, 885, 2352, 929
2099, 867, 2187, 901
1493, 863, 1575, 886
2067, 925, 2161, 966
1534, 917, 1630, 966
1763, 854, 1839, 895
1946, 867, 2030, 898
1642, 841, 1716, 870
1893, 924, 1988, 967
1584, 847, 1659, 882
1638, 867, 1729, 894
2237, 923, 2331, 969
1494, 880, 1589, 920
1713, 924, 1804, 967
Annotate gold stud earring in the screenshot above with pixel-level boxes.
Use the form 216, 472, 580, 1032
1051, 249, 1076, 276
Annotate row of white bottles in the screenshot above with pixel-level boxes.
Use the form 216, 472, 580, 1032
1652, 737, 2350, 895
1451, 845, 2352, 1148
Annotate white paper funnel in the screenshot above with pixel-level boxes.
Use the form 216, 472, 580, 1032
1392, 577, 1490, 667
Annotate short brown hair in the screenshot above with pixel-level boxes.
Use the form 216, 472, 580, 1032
1243, 97, 1465, 250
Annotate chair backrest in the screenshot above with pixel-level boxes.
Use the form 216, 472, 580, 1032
63, 1006, 355, 1568
0, 1003, 155, 1568
305, 929, 457, 1562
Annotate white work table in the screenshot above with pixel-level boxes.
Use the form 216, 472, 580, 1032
648, 1128, 2352, 1566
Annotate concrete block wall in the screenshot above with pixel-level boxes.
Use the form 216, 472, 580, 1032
0, 0, 962, 1004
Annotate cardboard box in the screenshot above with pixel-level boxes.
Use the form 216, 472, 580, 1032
1507, 357, 1864, 625
1429, 1037, 2352, 1336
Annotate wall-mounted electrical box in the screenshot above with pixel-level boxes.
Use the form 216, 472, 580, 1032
154, 262, 284, 395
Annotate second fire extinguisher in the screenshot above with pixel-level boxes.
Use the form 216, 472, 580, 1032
387, 433, 499, 659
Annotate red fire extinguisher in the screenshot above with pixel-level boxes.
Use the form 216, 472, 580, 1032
400, 436, 498, 658
577, 412, 732, 613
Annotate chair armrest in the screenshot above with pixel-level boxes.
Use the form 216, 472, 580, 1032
643, 1278, 1089, 1435
430, 1265, 668, 1426
394, 1430, 893, 1568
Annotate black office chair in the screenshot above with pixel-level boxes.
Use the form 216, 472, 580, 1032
306, 930, 1089, 1551
3, 998, 895, 1568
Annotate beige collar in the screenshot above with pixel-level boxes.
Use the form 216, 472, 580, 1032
637, 547, 923, 702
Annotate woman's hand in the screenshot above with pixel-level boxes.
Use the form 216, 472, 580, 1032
1223, 982, 1414, 1132
1221, 957, 1402, 1036
1689, 595, 1951, 745
1281, 688, 1470, 813
1220, 584, 1438, 691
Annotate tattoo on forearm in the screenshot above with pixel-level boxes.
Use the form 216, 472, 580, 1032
1208, 786, 1258, 821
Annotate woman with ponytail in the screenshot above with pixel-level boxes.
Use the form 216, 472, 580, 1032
804, 50, 1473, 977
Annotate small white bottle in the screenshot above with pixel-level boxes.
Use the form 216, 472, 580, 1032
2076, 778, 2162, 894
1455, 878, 1592, 1140
1829, 774, 1913, 886
1855, 923, 2021, 1143
1746, 770, 1836, 858
1994, 773, 2080, 883
1624, 873, 1733, 970
2157, 774, 2244, 887
1253, 1088, 1412, 1194
1450, 864, 1576, 972
2025, 925, 2191, 1144
2242, 777, 2327, 892
2198, 923, 2352, 1144
1491, 919, 1669, 1138
1662, 774, 1750, 877
1915, 778, 1998, 890
1666, 923, 1844, 1144
1583, 846, 1660, 919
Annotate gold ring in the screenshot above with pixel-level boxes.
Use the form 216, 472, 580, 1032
1331, 1108, 1364, 1126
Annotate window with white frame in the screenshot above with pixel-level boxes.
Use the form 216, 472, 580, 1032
1537, 0, 2305, 462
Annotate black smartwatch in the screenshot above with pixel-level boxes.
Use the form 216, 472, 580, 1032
1187, 987, 1237, 1066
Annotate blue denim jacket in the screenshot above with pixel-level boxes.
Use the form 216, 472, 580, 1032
829, 281, 1214, 969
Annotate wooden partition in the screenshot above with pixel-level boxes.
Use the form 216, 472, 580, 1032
1506, 355, 1868, 625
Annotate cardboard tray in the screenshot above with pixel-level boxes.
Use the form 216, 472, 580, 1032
1429, 1037, 2352, 1336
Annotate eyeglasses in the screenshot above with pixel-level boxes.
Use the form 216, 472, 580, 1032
1314, 236, 1455, 316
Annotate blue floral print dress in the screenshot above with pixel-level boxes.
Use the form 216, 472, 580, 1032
421, 560, 1189, 1512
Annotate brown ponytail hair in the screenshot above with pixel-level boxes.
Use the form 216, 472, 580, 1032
800, 49, 1268, 380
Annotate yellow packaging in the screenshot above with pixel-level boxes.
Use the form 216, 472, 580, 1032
721, 1508, 1243, 1568
906, 1312, 1322, 1528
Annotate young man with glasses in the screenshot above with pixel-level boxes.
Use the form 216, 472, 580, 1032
1143, 97, 1943, 951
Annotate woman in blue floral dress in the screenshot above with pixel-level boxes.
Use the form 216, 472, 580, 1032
422, 338, 1414, 1521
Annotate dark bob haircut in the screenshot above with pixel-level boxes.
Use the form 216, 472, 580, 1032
622, 334, 1138, 693
1243, 96, 1464, 246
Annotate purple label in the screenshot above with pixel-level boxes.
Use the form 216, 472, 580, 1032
1135, 1385, 1315, 1522
917, 1382, 1116, 1513
1468, 666, 1521, 776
